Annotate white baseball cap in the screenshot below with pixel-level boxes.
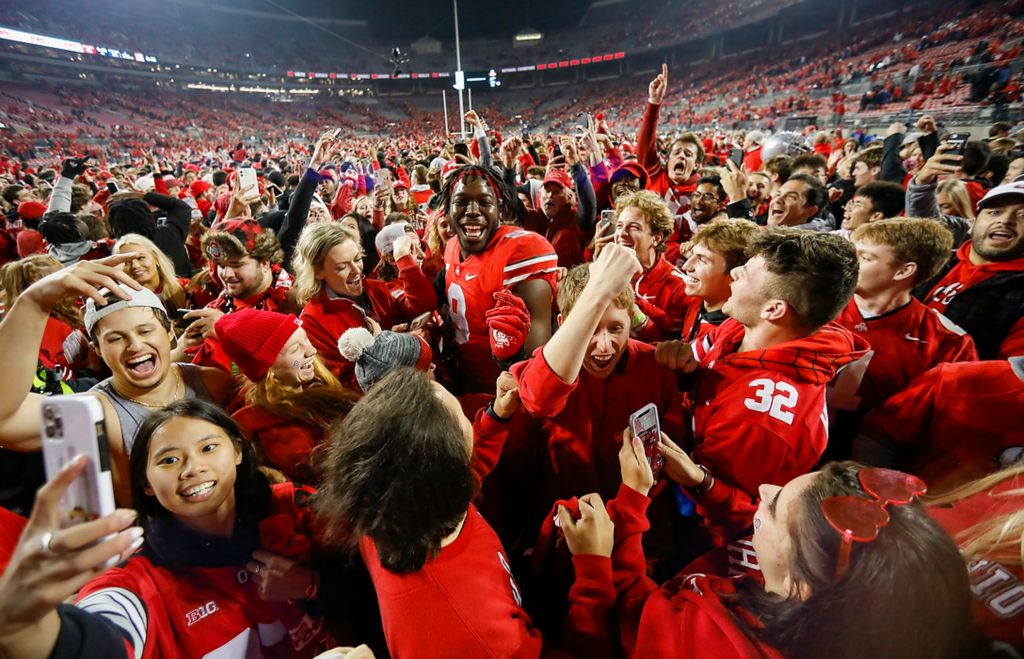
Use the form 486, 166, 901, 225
84, 283, 168, 336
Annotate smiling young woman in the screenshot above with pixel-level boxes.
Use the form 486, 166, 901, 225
0, 399, 329, 659
213, 308, 359, 483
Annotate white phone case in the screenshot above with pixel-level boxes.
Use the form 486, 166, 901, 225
41, 397, 115, 527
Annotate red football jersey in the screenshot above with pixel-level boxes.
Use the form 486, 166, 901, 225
444, 225, 558, 392
929, 474, 1024, 655
861, 357, 1024, 493
690, 319, 868, 521
830, 298, 978, 414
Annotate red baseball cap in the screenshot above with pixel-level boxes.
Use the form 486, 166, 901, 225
542, 168, 574, 190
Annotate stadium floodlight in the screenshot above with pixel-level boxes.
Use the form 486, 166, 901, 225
515, 28, 543, 42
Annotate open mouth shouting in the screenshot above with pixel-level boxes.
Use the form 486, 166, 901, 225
986, 226, 1018, 247
126, 353, 158, 378
459, 220, 489, 247
179, 480, 217, 503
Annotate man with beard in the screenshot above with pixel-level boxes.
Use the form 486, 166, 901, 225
442, 165, 559, 393
764, 174, 830, 230
918, 180, 1024, 359
636, 64, 704, 217
522, 168, 587, 268
663, 175, 729, 266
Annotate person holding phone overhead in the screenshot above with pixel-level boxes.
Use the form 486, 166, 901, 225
0, 399, 331, 659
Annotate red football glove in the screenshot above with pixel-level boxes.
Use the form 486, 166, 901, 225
485, 289, 531, 362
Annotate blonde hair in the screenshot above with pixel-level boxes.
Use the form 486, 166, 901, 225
690, 219, 761, 272
557, 262, 636, 318
936, 178, 976, 221
614, 189, 675, 252
929, 465, 1024, 567
246, 356, 359, 429
291, 222, 361, 305
113, 233, 186, 309
0, 255, 80, 327
851, 218, 953, 286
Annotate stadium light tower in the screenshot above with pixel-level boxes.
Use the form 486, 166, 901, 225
453, 0, 465, 136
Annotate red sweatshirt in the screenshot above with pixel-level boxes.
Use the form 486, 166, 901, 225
568, 484, 781, 659
929, 474, 1024, 655
231, 404, 323, 483
690, 320, 868, 530
831, 298, 977, 413
510, 341, 686, 504
861, 356, 1024, 493
632, 255, 694, 342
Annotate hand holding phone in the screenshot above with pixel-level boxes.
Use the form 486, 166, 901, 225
597, 209, 616, 237
237, 167, 259, 201
944, 132, 971, 157
629, 403, 664, 477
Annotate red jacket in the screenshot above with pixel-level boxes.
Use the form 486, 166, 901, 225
690, 319, 868, 530
632, 255, 693, 342
299, 269, 433, 390
522, 209, 586, 269
861, 356, 1024, 493
929, 473, 1024, 655
568, 484, 781, 659
831, 298, 977, 413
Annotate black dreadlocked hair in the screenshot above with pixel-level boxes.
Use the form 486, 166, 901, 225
435, 164, 517, 223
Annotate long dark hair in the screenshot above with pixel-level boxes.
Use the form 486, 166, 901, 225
129, 399, 271, 569
314, 368, 476, 574
731, 462, 977, 659
436, 164, 517, 224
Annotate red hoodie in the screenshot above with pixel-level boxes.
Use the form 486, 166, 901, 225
689, 319, 869, 533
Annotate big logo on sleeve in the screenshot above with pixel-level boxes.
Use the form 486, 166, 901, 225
185, 600, 219, 626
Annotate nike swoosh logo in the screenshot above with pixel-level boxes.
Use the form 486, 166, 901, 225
466, 273, 478, 280
904, 334, 926, 343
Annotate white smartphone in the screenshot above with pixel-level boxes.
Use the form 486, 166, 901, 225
409, 311, 433, 331
629, 403, 664, 476
237, 167, 259, 199
41, 397, 116, 527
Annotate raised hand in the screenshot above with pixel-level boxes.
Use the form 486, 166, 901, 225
648, 63, 669, 106
24, 253, 141, 311
492, 370, 520, 419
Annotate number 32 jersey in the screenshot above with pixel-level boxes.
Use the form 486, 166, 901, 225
444, 225, 558, 392
690, 319, 869, 505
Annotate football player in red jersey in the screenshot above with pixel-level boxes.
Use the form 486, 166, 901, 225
679, 218, 760, 343
920, 180, 1024, 359
655, 229, 868, 529
830, 219, 977, 432
854, 356, 1024, 494
440, 165, 559, 392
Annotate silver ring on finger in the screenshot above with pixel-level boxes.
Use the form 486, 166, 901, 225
38, 531, 56, 556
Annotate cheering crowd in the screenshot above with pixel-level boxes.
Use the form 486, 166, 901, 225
0, 57, 1021, 658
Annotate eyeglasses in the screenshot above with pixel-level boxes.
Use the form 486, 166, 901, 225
821, 468, 927, 579
690, 192, 721, 203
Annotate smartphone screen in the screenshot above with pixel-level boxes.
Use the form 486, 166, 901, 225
106, 181, 120, 194
629, 403, 664, 476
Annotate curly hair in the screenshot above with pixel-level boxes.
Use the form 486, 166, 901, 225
613, 189, 675, 252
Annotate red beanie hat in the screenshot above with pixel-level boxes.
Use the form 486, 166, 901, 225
214, 308, 302, 381
17, 200, 47, 221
